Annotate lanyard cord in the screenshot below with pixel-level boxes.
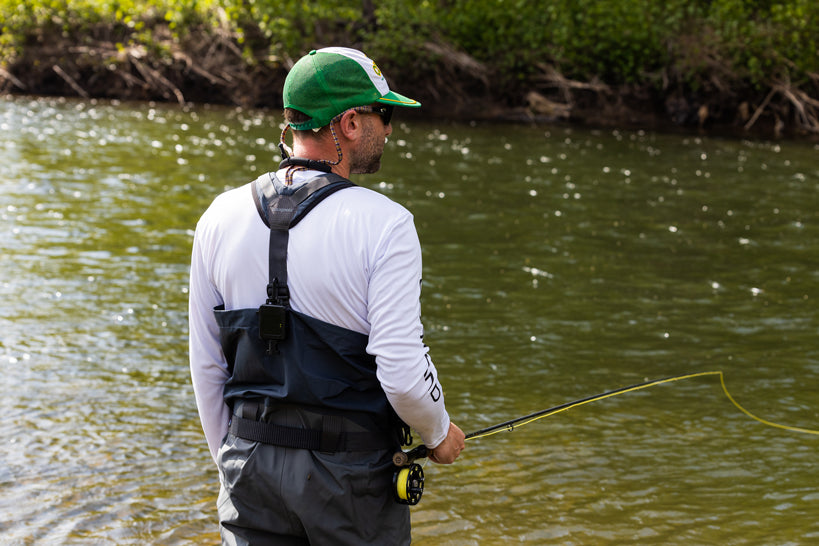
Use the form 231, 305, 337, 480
279, 106, 384, 185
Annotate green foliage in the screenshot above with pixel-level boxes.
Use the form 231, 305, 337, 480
688, 0, 819, 88
219, 0, 362, 62
435, 0, 559, 81
0, 0, 217, 65
362, 1, 438, 75
1, 0, 818, 105
765, 0, 819, 77
544, 0, 678, 83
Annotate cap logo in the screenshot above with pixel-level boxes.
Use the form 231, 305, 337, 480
372, 62, 382, 77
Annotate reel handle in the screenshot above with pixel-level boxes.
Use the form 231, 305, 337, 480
392, 444, 429, 466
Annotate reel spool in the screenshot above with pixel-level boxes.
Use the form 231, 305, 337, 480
393, 463, 424, 505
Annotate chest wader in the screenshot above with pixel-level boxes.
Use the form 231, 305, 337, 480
214, 171, 412, 458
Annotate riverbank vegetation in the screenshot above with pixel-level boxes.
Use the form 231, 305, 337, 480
1, 0, 818, 135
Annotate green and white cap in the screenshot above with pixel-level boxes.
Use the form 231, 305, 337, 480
283, 47, 421, 130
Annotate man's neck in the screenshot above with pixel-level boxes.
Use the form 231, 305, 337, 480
290, 145, 350, 178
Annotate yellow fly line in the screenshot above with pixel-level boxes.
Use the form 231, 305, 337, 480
464, 370, 819, 442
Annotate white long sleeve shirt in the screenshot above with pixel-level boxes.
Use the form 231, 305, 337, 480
189, 169, 450, 462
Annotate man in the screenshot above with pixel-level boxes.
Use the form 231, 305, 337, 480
189, 46, 465, 544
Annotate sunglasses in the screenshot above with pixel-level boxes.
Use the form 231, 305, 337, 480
339, 104, 393, 126
367, 104, 394, 126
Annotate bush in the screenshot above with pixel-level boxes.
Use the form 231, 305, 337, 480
1, 0, 818, 131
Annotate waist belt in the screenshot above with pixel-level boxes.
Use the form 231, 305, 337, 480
228, 408, 394, 453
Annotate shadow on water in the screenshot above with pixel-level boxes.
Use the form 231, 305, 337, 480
1, 95, 817, 544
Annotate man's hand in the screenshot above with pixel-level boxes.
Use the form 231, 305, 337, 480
428, 422, 466, 464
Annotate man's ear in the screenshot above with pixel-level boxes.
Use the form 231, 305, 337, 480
335, 110, 363, 141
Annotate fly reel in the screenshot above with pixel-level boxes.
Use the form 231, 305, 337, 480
392, 463, 424, 505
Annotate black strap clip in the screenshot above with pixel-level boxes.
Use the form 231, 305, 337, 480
259, 278, 288, 354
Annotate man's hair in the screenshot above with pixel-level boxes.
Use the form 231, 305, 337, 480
284, 108, 327, 137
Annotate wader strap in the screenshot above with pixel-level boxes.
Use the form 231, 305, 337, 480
251, 172, 355, 230
252, 172, 355, 351
229, 416, 394, 452
252, 172, 354, 299
240, 173, 393, 451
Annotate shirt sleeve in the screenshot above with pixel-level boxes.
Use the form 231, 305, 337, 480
188, 217, 231, 462
366, 212, 451, 448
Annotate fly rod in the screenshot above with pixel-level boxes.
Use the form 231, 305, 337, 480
393, 369, 819, 467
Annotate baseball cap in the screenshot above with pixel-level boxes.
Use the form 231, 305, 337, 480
283, 47, 421, 130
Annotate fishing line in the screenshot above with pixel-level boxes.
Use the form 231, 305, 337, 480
391, 370, 818, 504
465, 370, 819, 441
397, 371, 819, 462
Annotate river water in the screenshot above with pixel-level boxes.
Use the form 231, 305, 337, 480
1, 95, 817, 545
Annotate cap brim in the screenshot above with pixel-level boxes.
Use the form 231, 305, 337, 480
377, 90, 421, 108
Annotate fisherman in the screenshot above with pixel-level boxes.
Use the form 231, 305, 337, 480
188, 46, 465, 544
